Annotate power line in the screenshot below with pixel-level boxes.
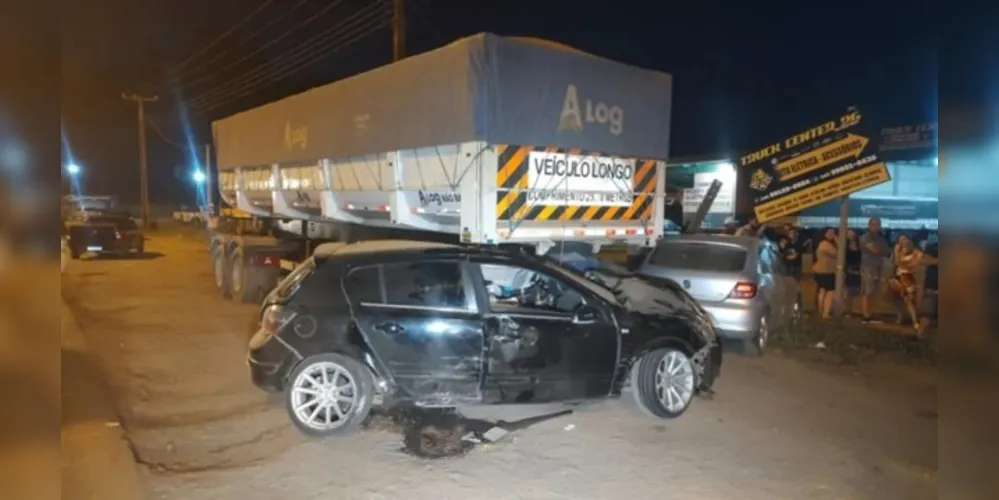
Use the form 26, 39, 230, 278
163, 0, 355, 99
187, 4, 383, 111
132, 0, 280, 94
192, 17, 388, 115
139, 0, 313, 95
189, 8, 388, 115
146, 117, 186, 150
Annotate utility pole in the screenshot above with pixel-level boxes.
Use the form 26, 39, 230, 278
122, 93, 159, 229
392, 0, 406, 61
834, 195, 849, 318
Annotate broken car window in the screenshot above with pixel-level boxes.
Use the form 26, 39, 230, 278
383, 261, 466, 309
480, 263, 585, 314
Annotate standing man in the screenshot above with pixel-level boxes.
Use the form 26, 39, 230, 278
734, 216, 764, 237
859, 216, 889, 323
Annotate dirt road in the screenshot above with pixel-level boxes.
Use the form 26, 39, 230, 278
62, 232, 938, 500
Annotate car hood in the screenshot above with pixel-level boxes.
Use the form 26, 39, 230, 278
598, 274, 717, 344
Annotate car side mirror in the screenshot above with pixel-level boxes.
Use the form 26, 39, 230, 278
573, 306, 600, 325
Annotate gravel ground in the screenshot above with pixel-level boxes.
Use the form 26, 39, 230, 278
62, 231, 938, 500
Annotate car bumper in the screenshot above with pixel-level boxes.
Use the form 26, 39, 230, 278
82, 238, 143, 255
701, 303, 763, 341
248, 355, 285, 392
701, 341, 723, 390
247, 332, 296, 392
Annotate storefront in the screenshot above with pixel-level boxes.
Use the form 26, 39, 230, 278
797, 121, 938, 230
665, 157, 737, 230
796, 156, 938, 230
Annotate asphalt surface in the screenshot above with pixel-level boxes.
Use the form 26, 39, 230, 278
62, 228, 939, 500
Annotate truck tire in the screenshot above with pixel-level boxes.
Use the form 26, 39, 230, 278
213, 245, 232, 299
229, 246, 278, 304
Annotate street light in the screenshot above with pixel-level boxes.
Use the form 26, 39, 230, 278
65, 163, 81, 176
192, 170, 206, 184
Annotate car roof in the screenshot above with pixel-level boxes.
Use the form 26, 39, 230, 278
312, 239, 555, 266
313, 240, 460, 257
658, 234, 760, 250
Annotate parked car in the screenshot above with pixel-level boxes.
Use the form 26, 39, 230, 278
637, 234, 800, 356
172, 207, 208, 226
63, 210, 144, 259
247, 240, 722, 437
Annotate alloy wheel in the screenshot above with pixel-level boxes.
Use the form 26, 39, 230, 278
289, 361, 359, 432
757, 316, 769, 351
653, 350, 695, 414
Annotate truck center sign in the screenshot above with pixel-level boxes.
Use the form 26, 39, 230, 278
739, 108, 892, 222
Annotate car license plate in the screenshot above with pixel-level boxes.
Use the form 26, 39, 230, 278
86, 245, 103, 252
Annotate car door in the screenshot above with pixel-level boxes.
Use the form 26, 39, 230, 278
344, 258, 484, 404
764, 243, 796, 327
769, 246, 799, 327
471, 259, 618, 403
756, 243, 783, 328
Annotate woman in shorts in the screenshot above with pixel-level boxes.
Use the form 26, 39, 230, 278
890, 233, 937, 335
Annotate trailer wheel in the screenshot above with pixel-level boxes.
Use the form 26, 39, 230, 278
229, 247, 277, 304
212, 245, 232, 299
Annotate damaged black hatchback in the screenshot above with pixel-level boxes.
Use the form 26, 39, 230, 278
247, 240, 722, 437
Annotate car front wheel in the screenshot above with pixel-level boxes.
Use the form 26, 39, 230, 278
631, 347, 697, 419
285, 353, 375, 437
744, 315, 768, 357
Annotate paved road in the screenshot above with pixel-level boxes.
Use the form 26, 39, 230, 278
61, 299, 148, 500
62, 232, 938, 500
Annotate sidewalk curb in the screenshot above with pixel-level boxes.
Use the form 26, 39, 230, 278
61, 295, 149, 500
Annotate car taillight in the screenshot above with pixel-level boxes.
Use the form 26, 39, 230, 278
254, 255, 279, 266
261, 304, 295, 334
728, 281, 757, 299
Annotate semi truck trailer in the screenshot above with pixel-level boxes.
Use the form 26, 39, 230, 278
207, 33, 674, 303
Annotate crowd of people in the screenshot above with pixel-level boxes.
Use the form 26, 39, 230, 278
728, 215, 938, 336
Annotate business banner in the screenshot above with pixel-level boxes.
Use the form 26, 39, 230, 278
878, 121, 937, 162
738, 108, 892, 222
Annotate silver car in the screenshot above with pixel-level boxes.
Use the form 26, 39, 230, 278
637, 234, 800, 355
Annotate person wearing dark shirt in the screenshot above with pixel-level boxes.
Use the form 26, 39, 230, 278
782, 227, 804, 278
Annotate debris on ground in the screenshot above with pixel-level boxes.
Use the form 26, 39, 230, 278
385, 408, 574, 459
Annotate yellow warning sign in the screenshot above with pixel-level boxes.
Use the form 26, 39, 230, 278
754, 162, 891, 222
775, 133, 870, 181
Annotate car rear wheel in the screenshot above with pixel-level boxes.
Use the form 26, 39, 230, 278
631, 347, 697, 419
744, 316, 768, 357
212, 247, 232, 299
285, 353, 374, 437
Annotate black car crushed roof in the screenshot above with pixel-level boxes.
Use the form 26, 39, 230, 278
247, 240, 722, 437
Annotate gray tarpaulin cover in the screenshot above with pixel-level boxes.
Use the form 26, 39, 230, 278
212, 33, 672, 169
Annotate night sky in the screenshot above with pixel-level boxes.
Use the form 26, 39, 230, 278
61, 0, 938, 206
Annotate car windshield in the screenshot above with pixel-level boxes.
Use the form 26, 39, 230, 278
555, 258, 702, 316
546, 241, 596, 259
540, 258, 620, 305
648, 241, 747, 272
